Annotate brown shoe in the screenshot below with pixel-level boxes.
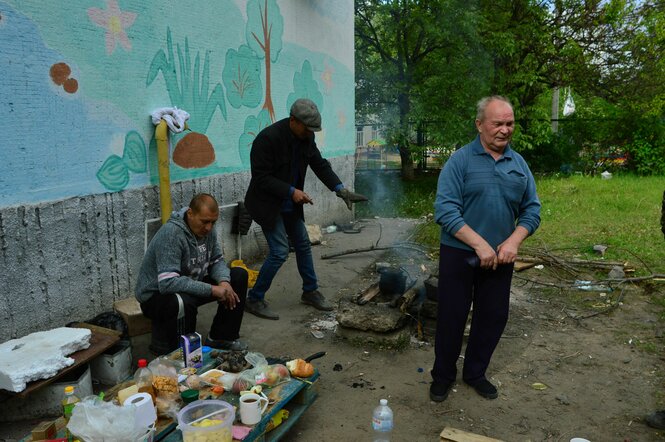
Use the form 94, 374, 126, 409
301, 290, 334, 311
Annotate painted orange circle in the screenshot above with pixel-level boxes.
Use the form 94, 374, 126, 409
50, 62, 71, 85
63, 78, 79, 94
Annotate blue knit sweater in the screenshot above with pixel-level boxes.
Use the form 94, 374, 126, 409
434, 136, 541, 251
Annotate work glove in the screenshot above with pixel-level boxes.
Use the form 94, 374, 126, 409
232, 202, 253, 235
335, 188, 369, 210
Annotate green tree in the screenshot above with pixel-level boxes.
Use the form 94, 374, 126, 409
356, 0, 480, 179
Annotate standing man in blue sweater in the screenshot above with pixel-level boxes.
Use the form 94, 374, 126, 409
135, 193, 249, 355
430, 96, 541, 402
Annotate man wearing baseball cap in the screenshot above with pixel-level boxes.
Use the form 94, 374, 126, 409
243, 98, 368, 320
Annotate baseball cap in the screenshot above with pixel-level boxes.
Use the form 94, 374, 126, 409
290, 98, 322, 132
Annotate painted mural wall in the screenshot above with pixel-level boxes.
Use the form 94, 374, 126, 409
0, 0, 355, 339
1, 0, 354, 206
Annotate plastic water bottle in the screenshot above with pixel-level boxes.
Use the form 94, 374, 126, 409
62, 385, 80, 441
372, 398, 393, 442
134, 358, 156, 404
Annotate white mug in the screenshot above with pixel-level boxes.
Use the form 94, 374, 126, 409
239, 393, 269, 425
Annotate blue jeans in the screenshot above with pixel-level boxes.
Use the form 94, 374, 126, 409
248, 212, 318, 301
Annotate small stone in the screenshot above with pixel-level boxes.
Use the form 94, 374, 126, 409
593, 244, 608, 255
555, 394, 571, 405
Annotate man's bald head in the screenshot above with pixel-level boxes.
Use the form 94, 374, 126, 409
189, 193, 219, 214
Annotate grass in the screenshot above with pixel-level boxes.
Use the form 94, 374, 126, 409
530, 175, 665, 274
356, 171, 665, 275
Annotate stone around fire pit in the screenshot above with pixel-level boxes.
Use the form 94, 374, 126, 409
336, 297, 407, 333
336, 324, 411, 348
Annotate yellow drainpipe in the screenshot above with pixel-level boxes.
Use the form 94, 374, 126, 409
155, 120, 190, 224
155, 120, 172, 224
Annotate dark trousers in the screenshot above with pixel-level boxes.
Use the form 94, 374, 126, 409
141, 267, 248, 353
431, 244, 514, 384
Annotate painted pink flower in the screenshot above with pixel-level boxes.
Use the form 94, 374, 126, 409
88, 0, 137, 55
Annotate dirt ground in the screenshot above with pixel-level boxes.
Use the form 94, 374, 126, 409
2, 217, 664, 441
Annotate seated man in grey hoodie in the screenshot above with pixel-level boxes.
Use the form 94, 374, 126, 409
135, 193, 248, 355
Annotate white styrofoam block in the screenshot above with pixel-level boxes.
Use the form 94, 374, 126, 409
0, 327, 91, 392
0, 364, 93, 422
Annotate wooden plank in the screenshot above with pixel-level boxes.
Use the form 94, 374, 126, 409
6, 328, 119, 398
440, 427, 504, 442
70, 322, 123, 337
357, 282, 380, 305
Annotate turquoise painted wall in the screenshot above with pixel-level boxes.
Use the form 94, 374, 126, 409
0, 0, 354, 207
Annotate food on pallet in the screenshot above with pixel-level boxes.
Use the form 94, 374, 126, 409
286, 359, 314, 377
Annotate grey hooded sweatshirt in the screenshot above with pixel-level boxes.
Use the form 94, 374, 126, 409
135, 207, 230, 303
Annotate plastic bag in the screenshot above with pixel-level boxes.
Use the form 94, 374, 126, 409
233, 352, 290, 393
148, 357, 181, 418
68, 395, 147, 441
563, 87, 576, 116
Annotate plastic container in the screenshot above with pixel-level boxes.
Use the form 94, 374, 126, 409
177, 400, 234, 442
372, 398, 393, 442
200, 369, 238, 390
134, 359, 156, 403
62, 385, 80, 441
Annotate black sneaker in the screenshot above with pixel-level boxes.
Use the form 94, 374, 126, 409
301, 290, 334, 311
205, 336, 248, 351
464, 378, 498, 399
245, 299, 280, 320
646, 410, 665, 430
429, 380, 454, 402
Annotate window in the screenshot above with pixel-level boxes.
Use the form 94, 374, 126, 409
356, 127, 364, 147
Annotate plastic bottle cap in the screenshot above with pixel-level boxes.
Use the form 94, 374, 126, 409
64, 386, 74, 394
138, 358, 148, 368
379, 399, 388, 405
181, 389, 200, 404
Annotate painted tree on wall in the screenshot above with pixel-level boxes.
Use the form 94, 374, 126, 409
287, 60, 324, 115
238, 109, 272, 168
223, 45, 263, 109
246, 0, 284, 122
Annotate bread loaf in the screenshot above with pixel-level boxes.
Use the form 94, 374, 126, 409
286, 358, 314, 377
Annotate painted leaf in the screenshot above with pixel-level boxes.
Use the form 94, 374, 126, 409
223, 45, 262, 109
122, 131, 147, 173
287, 60, 324, 115
97, 155, 129, 191
238, 109, 272, 168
